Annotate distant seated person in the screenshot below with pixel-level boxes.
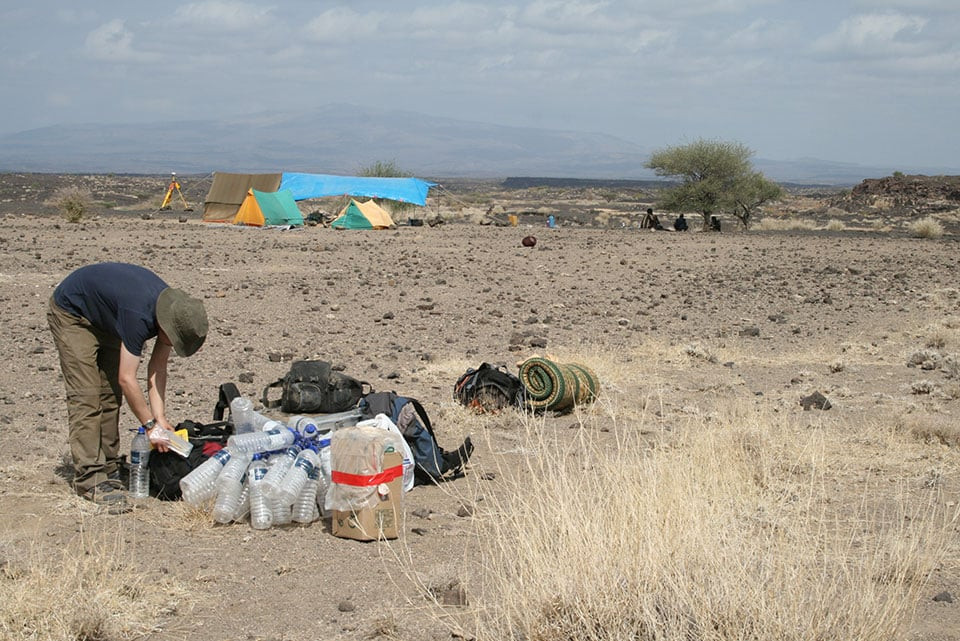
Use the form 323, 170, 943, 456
674, 213, 688, 231
640, 208, 664, 230
710, 215, 722, 232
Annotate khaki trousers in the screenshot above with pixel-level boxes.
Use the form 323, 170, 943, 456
47, 296, 122, 494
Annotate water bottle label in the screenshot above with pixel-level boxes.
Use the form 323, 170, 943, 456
252, 467, 268, 481
214, 449, 232, 464
294, 457, 313, 473
131, 451, 142, 464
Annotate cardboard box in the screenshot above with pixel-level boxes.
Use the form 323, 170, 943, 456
332, 451, 403, 541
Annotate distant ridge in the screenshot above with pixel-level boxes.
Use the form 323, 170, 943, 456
0, 104, 955, 184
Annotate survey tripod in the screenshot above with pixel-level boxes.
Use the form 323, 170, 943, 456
160, 172, 193, 211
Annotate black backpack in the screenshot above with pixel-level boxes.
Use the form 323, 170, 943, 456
454, 362, 524, 413
147, 383, 238, 500
261, 360, 369, 414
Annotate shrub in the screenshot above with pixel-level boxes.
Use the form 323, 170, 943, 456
826, 219, 846, 231
48, 186, 93, 223
908, 217, 944, 239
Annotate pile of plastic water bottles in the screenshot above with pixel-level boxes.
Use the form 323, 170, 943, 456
178, 396, 361, 529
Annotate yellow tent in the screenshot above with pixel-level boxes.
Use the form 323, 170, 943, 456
331, 199, 395, 229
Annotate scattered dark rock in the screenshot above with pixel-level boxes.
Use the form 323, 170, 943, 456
800, 391, 832, 411
337, 600, 356, 612
442, 584, 468, 606
933, 591, 954, 603
456, 503, 475, 517
739, 326, 760, 337
238, 372, 255, 384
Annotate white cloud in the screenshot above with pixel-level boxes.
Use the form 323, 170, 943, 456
46, 92, 73, 108
406, 2, 494, 31
303, 8, 384, 41
83, 19, 158, 63
813, 12, 928, 57
723, 18, 795, 50
519, 1, 628, 34
852, 0, 956, 10
173, 1, 274, 32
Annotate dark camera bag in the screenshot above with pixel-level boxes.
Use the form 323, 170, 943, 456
261, 360, 368, 414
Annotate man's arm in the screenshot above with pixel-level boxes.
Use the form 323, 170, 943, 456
118, 345, 151, 425
118, 342, 172, 452
146, 340, 172, 431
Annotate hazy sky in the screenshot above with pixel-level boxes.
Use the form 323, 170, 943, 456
2, 1, 958, 169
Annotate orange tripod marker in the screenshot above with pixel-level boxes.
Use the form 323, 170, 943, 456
160, 172, 193, 211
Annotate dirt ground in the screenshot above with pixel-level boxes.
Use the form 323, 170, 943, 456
1, 173, 959, 640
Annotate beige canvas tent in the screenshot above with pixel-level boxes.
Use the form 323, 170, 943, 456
203, 172, 282, 222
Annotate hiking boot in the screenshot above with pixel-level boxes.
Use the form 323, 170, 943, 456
82, 481, 128, 505
442, 436, 474, 475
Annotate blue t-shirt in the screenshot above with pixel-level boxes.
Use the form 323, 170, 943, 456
53, 263, 169, 357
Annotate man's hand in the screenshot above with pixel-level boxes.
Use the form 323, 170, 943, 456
147, 426, 173, 453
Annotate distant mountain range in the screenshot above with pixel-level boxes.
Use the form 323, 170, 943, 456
0, 104, 954, 185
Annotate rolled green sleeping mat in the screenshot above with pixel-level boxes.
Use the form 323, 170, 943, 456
518, 357, 600, 413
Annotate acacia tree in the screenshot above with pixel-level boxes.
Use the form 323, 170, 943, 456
729, 171, 784, 229
645, 139, 781, 230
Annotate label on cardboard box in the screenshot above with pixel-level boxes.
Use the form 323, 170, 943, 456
331, 451, 403, 541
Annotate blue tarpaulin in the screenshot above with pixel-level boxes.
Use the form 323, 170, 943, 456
279, 173, 435, 206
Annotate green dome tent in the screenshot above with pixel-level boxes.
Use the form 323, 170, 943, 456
233, 189, 304, 227
331, 199, 395, 230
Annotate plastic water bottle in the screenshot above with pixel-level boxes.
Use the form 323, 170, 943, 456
261, 443, 302, 497
287, 415, 318, 434
129, 426, 151, 499
180, 448, 232, 505
230, 397, 256, 435
276, 447, 321, 508
248, 455, 273, 530
271, 493, 292, 526
292, 460, 320, 523
299, 424, 318, 441
226, 421, 296, 454
315, 435, 332, 512
212, 452, 252, 524
232, 482, 250, 522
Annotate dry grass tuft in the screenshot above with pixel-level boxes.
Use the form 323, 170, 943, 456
0, 528, 194, 640
898, 414, 960, 447
825, 219, 846, 231
683, 342, 718, 364
908, 217, 944, 239
755, 218, 817, 231
459, 397, 952, 641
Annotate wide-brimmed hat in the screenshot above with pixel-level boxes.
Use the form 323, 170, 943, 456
156, 288, 208, 357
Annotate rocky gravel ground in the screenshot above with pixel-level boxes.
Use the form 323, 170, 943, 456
1, 173, 959, 640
